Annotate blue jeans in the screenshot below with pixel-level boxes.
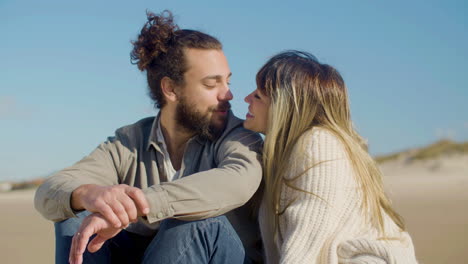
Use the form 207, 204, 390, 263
55, 211, 249, 264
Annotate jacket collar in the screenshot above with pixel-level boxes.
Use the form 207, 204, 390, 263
146, 113, 163, 151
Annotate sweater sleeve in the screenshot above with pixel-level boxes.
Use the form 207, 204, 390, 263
278, 128, 356, 264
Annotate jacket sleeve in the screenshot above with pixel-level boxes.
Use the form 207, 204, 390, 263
277, 129, 357, 263
34, 135, 129, 222
142, 128, 263, 223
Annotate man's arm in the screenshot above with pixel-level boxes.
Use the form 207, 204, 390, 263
34, 134, 148, 228
142, 127, 263, 223
71, 184, 149, 228
35, 122, 262, 226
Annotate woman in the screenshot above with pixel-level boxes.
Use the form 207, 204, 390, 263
244, 51, 417, 263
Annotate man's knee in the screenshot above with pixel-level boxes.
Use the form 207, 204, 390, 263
158, 215, 240, 243
143, 215, 245, 263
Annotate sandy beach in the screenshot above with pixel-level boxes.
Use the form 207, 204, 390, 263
381, 156, 468, 264
1, 156, 467, 263
0, 189, 54, 263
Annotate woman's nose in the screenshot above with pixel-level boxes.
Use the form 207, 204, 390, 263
244, 93, 251, 103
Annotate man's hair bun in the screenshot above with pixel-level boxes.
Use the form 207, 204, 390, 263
130, 10, 178, 71
130, 10, 222, 108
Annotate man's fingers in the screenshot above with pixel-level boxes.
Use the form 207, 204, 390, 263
76, 229, 93, 256
70, 230, 84, 263
69, 235, 83, 264
87, 235, 108, 253
126, 187, 150, 215
119, 196, 138, 223
70, 229, 90, 264
69, 213, 122, 264
69, 231, 78, 264
110, 201, 130, 227
69, 253, 82, 264
98, 203, 122, 228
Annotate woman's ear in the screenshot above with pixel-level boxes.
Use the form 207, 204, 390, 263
160, 77, 179, 103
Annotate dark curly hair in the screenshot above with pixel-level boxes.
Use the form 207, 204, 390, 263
131, 10, 222, 108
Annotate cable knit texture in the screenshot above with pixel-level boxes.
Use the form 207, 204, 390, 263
259, 128, 418, 263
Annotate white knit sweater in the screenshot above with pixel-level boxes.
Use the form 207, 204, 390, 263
259, 128, 418, 263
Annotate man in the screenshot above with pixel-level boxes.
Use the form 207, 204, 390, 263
35, 10, 263, 264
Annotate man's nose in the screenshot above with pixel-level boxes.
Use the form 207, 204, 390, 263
219, 85, 233, 101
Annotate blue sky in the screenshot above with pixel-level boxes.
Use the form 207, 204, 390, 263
1, 0, 467, 181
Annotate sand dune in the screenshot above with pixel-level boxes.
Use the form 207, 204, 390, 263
0, 154, 466, 263
381, 154, 468, 264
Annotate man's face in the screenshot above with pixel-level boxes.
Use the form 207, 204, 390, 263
175, 48, 233, 140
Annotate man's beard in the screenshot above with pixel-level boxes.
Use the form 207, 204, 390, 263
175, 96, 230, 141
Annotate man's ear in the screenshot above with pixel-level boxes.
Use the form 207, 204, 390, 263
161, 77, 179, 103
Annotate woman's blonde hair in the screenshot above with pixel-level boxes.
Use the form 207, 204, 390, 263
257, 50, 405, 239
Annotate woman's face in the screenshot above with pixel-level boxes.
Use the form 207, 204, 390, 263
243, 88, 271, 134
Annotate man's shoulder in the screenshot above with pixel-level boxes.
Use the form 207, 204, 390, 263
208, 112, 263, 166
221, 112, 252, 135
112, 116, 156, 146
115, 116, 155, 134
216, 112, 263, 147
224, 111, 244, 132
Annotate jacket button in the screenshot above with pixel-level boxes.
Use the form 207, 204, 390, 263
157, 212, 164, 219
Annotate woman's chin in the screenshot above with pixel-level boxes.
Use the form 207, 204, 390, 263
243, 121, 265, 134
243, 120, 255, 131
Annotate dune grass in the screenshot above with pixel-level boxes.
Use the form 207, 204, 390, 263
375, 139, 468, 164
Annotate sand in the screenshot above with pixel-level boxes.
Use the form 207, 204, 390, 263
0, 189, 54, 264
1, 159, 467, 263
381, 157, 468, 264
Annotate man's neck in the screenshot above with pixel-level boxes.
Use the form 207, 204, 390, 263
159, 107, 195, 170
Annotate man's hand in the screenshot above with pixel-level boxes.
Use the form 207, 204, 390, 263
69, 213, 121, 264
71, 184, 150, 228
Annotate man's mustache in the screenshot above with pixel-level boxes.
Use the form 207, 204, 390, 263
210, 102, 231, 112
